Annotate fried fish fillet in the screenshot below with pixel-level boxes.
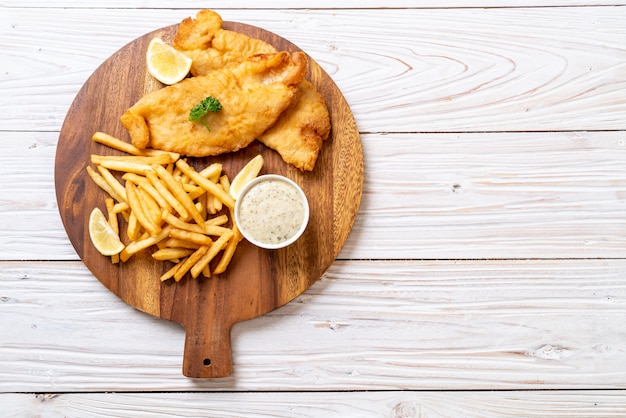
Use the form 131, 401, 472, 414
174, 9, 277, 77
257, 80, 331, 171
121, 52, 307, 156
174, 10, 331, 171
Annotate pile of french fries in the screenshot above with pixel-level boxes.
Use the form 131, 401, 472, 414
87, 131, 241, 282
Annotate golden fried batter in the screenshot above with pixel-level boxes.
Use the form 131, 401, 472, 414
174, 10, 277, 77
257, 80, 330, 171
174, 10, 331, 171
121, 52, 307, 157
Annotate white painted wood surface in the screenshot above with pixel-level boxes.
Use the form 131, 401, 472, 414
3, 1, 626, 8
2, 2, 626, 416
2, 260, 626, 392
3, 7, 626, 132
4, 130, 626, 260
2, 391, 626, 417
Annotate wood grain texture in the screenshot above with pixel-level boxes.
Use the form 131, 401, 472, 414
349, 131, 626, 259
1, 260, 625, 391
3, 390, 626, 417
54, 23, 361, 377
2, 8, 626, 132
3, 1, 626, 7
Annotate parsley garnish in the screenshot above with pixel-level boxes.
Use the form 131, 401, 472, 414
189, 96, 222, 131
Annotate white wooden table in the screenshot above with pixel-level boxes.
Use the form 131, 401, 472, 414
2, 1, 626, 416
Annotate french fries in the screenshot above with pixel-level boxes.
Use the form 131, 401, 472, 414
105, 198, 120, 264
87, 132, 245, 281
92, 131, 179, 159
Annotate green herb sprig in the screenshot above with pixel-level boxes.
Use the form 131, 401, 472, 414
189, 96, 222, 131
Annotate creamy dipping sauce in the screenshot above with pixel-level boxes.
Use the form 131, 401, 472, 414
238, 179, 306, 245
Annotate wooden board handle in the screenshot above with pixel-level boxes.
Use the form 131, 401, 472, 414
182, 321, 233, 378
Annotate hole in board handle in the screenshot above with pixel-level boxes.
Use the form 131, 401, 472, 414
203, 358, 211, 366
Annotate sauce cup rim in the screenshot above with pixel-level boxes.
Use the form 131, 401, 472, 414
234, 174, 310, 250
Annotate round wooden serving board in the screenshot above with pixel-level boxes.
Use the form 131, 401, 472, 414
55, 21, 363, 378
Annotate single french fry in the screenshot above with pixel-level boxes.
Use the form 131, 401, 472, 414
146, 171, 188, 219
120, 172, 144, 186
204, 225, 233, 236
105, 198, 119, 235
213, 233, 240, 274
92, 132, 139, 154
126, 211, 141, 241
160, 238, 202, 250
174, 246, 209, 281
205, 191, 215, 215
202, 264, 211, 278
92, 132, 179, 159
91, 154, 177, 166
190, 230, 233, 278
219, 175, 231, 195
153, 164, 205, 226
96, 165, 127, 203
172, 165, 184, 181
198, 192, 208, 220
184, 184, 206, 201
162, 211, 205, 235
86, 166, 126, 203
169, 228, 213, 247
96, 159, 155, 176
160, 259, 184, 282
213, 214, 241, 275
152, 248, 194, 261
120, 210, 130, 223
175, 159, 235, 209
213, 195, 223, 213
205, 214, 229, 227
162, 210, 231, 236
120, 225, 171, 262
180, 173, 192, 185
105, 198, 120, 264
199, 162, 222, 182
182, 183, 196, 193
113, 202, 130, 213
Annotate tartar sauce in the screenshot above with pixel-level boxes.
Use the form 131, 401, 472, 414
238, 179, 306, 245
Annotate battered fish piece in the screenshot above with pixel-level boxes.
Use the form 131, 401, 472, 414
258, 80, 330, 171
174, 9, 277, 77
174, 10, 331, 171
121, 52, 307, 156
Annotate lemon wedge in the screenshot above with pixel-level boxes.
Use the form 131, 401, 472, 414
146, 37, 192, 85
89, 207, 125, 256
230, 154, 265, 199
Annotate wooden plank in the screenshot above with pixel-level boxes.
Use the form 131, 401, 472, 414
348, 130, 626, 259
2, 390, 626, 417
4, 131, 626, 260
2, 1, 626, 8
1, 259, 625, 391
0, 132, 77, 260
2, 7, 626, 132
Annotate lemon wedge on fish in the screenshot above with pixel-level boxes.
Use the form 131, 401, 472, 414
146, 37, 192, 85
